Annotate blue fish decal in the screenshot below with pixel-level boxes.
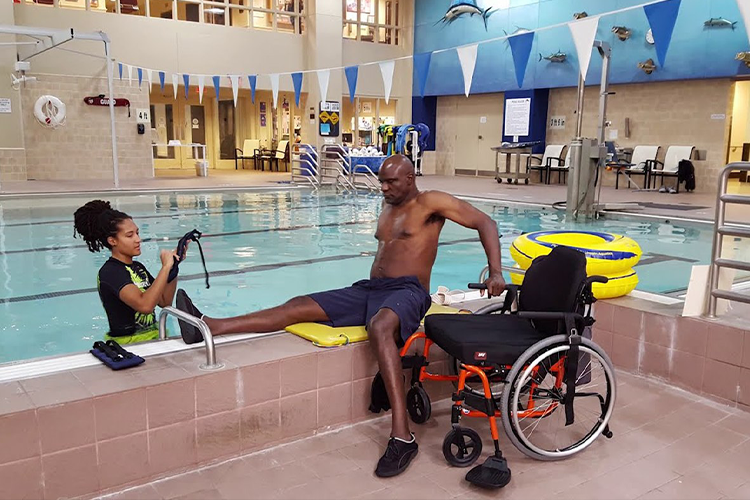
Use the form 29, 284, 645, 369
437, 0, 494, 30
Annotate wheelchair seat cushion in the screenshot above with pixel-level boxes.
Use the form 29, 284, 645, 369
425, 314, 549, 366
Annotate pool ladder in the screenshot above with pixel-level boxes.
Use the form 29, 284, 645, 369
707, 162, 750, 317
158, 307, 224, 371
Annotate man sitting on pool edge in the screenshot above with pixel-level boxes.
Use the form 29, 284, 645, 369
175, 154, 505, 478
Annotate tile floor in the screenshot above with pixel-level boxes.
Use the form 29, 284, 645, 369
97, 371, 750, 500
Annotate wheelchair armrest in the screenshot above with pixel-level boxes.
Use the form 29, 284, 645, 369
473, 285, 519, 315
586, 275, 608, 285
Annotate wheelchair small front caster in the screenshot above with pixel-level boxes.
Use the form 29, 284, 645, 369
443, 427, 483, 467
602, 425, 613, 439
406, 385, 431, 424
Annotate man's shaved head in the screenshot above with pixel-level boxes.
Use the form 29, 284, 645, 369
378, 154, 418, 205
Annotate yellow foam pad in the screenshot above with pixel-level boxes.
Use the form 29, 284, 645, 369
285, 303, 466, 348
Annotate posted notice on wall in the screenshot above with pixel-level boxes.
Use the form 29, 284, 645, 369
504, 97, 531, 137
0, 98, 11, 114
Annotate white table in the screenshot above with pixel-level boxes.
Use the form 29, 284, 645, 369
151, 143, 209, 172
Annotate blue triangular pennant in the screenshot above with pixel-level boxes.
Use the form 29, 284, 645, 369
413, 52, 432, 97
158, 71, 166, 92
212, 76, 221, 101
345, 66, 359, 103
508, 31, 535, 88
183, 74, 190, 99
118, 63, 123, 81
644, 0, 681, 67
291, 72, 304, 107
248, 75, 257, 103
137, 67, 143, 88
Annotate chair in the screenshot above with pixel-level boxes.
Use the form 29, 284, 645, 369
268, 140, 290, 172
612, 145, 660, 189
234, 139, 260, 170
421, 246, 616, 487
649, 146, 695, 192
526, 145, 565, 184
549, 147, 572, 184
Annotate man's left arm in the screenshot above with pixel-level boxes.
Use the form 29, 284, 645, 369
425, 191, 505, 296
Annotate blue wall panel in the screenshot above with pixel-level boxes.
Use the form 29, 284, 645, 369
413, 0, 750, 96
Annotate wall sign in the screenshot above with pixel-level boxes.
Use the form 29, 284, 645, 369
135, 108, 151, 124
504, 97, 531, 137
319, 101, 340, 137
549, 115, 566, 129
0, 98, 11, 114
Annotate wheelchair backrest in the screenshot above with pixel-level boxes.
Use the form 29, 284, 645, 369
519, 245, 587, 334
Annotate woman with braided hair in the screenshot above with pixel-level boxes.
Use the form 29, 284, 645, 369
73, 200, 182, 344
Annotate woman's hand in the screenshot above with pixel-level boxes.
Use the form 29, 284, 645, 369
160, 249, 179, 270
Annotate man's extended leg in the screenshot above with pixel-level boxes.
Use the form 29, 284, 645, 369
368, 308, 419, 477
176, 292, 329, 344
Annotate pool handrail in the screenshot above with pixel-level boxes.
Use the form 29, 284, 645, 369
158, 307, 224, 371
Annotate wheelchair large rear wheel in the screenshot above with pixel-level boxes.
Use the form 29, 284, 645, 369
501, 335, 616, 461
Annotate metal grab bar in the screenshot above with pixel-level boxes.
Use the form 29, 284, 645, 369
159, 307, 224, 371
707, 162, 750, 317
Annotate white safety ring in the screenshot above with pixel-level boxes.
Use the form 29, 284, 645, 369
34, 95, 66, 128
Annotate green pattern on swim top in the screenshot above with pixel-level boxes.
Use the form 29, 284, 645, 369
124, 265, 156, 331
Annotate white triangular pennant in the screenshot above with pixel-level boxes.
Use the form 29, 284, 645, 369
146, 69, 153, 93
568, 16, 600, 81
379, 61, 395, 104
127, 64, 133, 86
316, 70, 330, 103
198, 75, 205, 104
270, 74, 280, 108
172, 74, 179, 100
456, 44, 478, 97
230, 75, 240, 107
737, 0, 750, 46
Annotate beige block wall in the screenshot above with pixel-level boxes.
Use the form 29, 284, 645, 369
21, 72, 153, 181
545, 79, 733, 193
0, 149, 28, 182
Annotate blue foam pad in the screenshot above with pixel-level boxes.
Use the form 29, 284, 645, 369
90, 348, 145, 370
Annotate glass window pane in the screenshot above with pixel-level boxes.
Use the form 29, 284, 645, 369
378, 27, 393, 44
152, 104, 176, 159
177, 0, 200, 21
252, 0, 269, 7
343, 22, 357, 39
204, 4, 226, 24
120, 0, 146, 15
360, 24, 375, 42
229, 4, 251, 26
25, 0, 54, 6
218, 101, 237, 160
59, 0, 86, 10
149, 0, 172, 17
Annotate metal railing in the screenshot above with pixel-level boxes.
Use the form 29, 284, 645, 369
290, 144, 321, 190
159, 307, 224, 371
350, 163, 380, 193
707, 163, 750, 317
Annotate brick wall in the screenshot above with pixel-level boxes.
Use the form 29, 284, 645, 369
21, 72, 153, 181
0, 149, 27, 182
546, 79, 733, 193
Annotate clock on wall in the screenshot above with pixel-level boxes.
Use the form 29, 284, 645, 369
645, 29, 655, 45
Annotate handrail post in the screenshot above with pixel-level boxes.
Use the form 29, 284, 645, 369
158, 307, 224, 371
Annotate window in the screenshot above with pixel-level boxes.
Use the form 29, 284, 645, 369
343, 0, 399, 45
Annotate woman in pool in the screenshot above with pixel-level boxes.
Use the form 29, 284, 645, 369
73, 200, 182, 344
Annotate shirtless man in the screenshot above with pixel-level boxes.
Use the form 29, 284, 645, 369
175, 154, 505, 478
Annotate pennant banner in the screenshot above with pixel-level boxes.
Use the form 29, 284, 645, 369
127, 64, 133, 86
380, 60, 395, 104
291, 72, 303, 107
137, 67, 143, 88
212, 76, 221, 101
457, 44, 478, 97
230, 75, 240, 107
118, 62, 123, 81
270, 73, 280, 108
739, 0, 750, 46
171, 73, 179, 100
568, 16, 600, 81
146, 69, 153, 93
644, 0, 681, 67
183, 74, 190, 99
159, 71, 166, 93
198, 75, 205, 104
248, 75, 257, 103
316, 70, 330, 103
345, 66, 358, 103
413, 52, 432, 97
508, 31, 535, 88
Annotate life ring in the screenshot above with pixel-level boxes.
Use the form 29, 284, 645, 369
510, 230, 641, 276
510, 266, 639, 300
34, 95, 66, 128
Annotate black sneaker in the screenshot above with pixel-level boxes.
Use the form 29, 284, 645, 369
175, 289, 204, 345
375, 434, 418, 478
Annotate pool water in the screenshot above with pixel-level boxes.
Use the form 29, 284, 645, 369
0, 190, 728, 364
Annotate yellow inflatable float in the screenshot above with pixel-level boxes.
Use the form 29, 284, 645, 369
509, 230, 642, 299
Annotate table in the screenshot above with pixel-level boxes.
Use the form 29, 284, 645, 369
491, 143, 539, 185
349, 156, 386, 174
151, 143, 208, 176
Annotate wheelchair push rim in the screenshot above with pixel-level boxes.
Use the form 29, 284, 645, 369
501, 335, 616, 461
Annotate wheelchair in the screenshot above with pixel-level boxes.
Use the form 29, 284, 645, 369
413, 246, 616, 488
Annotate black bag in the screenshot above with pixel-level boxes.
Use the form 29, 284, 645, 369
678, 159, 696, 192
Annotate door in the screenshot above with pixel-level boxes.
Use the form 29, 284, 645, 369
151, 100, 210, 170
454, 94, 504, 176
214, 100, 237, 169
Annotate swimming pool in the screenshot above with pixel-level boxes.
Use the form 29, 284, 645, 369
0, 189, 727, 364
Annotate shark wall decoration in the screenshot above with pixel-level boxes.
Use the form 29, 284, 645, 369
437, 0, 495, 30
